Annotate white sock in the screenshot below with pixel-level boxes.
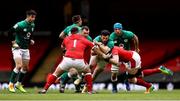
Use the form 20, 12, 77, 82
13, 68, 20, 73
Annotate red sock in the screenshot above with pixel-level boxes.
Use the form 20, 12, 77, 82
142, 68, 161, 76
136, 77, 151, 88
44, 74, 57, 90
84, 73, 92, 92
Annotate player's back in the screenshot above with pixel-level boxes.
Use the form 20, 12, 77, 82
112, 46, 133, 62
63, 34, 93, 59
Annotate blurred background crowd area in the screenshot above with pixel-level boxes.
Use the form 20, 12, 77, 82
0, 0, 179, 88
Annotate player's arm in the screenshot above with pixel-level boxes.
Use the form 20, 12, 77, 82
84, 38, 94, 48
109, 33, 116, 41
61, 37, 66, 49
30, 39, 35, 45
94, 41, 111, 54
59, 27, 69, 39
11, 41, 19, 49
108, 48, 119, 65
8, 25, 20, 49
92, 41, 112, 59
60, 38, 67, 54
92, 45, 111, 59
132, 34, 140, 53
59, 31, 66, 39
30, 31, 35, 45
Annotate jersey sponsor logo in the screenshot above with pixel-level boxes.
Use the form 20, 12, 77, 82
24, 32, 31, 39
27, 32, 31, 38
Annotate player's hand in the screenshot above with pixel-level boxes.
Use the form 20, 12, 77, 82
94, 41, 102, 46
30, 40, 35, 45
102, 53, 112, 59
135, 48, 140, 53
12, 43, 20, 49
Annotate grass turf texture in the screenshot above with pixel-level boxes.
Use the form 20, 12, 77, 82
0, 88, 180, 100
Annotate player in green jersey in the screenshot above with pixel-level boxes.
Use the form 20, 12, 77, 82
110, 23, 139, 51
109, 22, 139, 93
82, 30, 114, 93
59, 15, 82, 39
8, 10, 37, 93
59, 15, 92, 41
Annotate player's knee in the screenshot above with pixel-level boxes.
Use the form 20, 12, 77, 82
20, 68, 28, 73
84, 68, 91, 74
128, 78, 136, 83
111, 73, 118, 82
16, 62, 23, 69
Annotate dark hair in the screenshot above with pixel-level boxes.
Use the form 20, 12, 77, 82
71, 27, 79, 34
101, 30, 110, 36
72, 15, 81, 23
26, 9, 37, 16
82, 26, 89, 31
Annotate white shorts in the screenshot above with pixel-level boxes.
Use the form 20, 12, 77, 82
127, 51, 141, 69
89, 55, 108, 69
58, 57, 87, 71
12, 48, 30, 60
111, 51, 141, 72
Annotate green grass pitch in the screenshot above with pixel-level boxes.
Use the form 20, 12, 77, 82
0, 88, 180, 100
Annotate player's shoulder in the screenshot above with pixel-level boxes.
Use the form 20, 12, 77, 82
87, 35, 93, 41
64, 25, 71, 30
13, 20, 24, 29
16, 20, 25, 26
94, 35, 101, 41
69, 24, 79, 28
110, 32, 116, 35
64, 24, 73, 30
122, 30, 134, 35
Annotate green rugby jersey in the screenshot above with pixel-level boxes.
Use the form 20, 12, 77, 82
94, 35, 114, 49
63, 24, 92, 41
86, 35, 93, 42
13, 20, 35, 49
63, 24, 81, 36
109, 30, 134, 50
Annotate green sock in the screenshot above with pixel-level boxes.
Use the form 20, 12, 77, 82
17, 71, 26, 83
9, 71, 18, 83
60, 72, 70, 85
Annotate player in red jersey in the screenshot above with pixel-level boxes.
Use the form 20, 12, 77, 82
57, 26, 93, 93
106, 46, 173, 94
38, 27, 94, 94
